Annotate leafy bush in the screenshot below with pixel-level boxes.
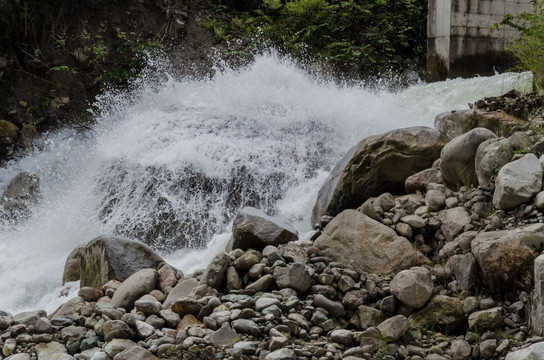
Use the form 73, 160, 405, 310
485, 240, 536, 300
207, 0, 427, 76
500, 5, 544, 91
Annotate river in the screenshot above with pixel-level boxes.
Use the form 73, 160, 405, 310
0, 53, 532, 314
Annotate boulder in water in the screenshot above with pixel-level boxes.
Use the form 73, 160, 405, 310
311, 126, 446, 224
493, 153, 542, 210
0, 172, 40, 220
61, 236, 165, 289
231, 207, 298, 251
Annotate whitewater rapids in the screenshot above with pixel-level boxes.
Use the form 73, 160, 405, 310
0, 54, 532, 313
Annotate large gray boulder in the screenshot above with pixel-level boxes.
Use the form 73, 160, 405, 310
493, 153, 543, 210
434, 108, 525, 140
110, 268, 158, 310
440, 128, 496, 189
0, 310, 13, 331
475, 138, 514, 187
314, 210, 428, 275
231, 207, 298, 251
312, 126, 446, 224
0, 172, 40, 219
409, 295, 466, 334
61, 236, 165, 289
390, 267, 434, 309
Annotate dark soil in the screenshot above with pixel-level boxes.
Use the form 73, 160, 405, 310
0, 0, 226, 163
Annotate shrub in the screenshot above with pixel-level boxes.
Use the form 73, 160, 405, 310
499, 5, 544, 91
206, 0, 427, 77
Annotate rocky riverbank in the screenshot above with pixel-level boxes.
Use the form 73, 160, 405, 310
3, 90, 544, 360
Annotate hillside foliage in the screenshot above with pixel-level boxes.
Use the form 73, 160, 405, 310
500, 5, 544, 91
205, 0, 427, 76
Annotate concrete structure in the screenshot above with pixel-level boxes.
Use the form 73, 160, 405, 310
427, 0, 534, 81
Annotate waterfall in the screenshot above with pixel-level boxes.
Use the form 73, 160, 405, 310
0, 53, 532, 313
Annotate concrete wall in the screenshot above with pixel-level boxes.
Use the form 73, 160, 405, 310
427, 0, 534, 81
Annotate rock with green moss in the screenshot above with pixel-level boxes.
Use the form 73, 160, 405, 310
409, 295, 466, 334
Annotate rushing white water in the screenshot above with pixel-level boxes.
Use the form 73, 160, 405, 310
0, 53, 532, 314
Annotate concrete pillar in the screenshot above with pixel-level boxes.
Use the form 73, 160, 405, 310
530, 254, 544, 335
427, 0, 534, 81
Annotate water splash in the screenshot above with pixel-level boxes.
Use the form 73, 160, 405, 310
0, 53, 532, 313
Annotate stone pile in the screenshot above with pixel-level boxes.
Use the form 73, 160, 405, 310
4, 95, 544, 360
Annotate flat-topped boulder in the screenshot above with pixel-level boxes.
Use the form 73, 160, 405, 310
231, 207, 298, 251
314, 209, 428, 275
62, 236, 165, 289
312, 126, 446, 224
434, 108, 525, 140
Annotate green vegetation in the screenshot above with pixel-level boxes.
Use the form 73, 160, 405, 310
205, 0, 427, 76
0, 0, 168, 127
498, 4, 544, 91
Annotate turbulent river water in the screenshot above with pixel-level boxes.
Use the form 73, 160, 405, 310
0, 54, 533, 314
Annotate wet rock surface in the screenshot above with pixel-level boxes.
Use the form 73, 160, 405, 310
5, 94, 544, 360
